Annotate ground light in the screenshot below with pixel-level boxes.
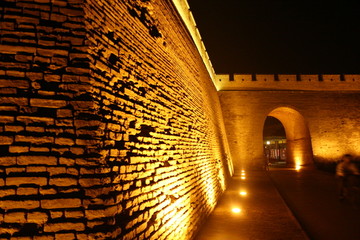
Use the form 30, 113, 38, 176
241, 170, 246, 180
295, 164, 302, 171
231, 207, 242, 214
239, 191, 247, 196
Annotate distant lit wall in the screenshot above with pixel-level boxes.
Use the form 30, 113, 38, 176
217, 75, 360, 172
0, 0, 232, 239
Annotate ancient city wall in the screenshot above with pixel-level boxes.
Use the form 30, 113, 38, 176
217, 75, 360, 172
0, 0, 232, 239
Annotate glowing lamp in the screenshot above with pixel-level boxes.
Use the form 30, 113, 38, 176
231, 207, 242, 214
239, 191, 247, 196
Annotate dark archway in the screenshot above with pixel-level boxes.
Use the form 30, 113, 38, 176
263, 116, 287, 165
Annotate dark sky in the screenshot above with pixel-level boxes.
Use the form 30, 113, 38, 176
187, 0, 360, 74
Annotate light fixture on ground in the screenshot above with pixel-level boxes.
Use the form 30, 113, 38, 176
231, 207, 242, 214
239, 191, 247, 196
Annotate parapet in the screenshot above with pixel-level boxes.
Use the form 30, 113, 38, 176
173, 0, 216, 83
215, 74, 360, 91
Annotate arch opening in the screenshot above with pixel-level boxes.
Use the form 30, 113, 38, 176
263, 117, 287, 166
264, 107, 313, 166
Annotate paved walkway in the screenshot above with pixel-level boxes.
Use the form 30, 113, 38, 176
195, 170, 308, 240
270, 167, 360, 240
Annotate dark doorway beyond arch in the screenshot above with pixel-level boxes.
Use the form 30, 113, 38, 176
263, 117, 287, 165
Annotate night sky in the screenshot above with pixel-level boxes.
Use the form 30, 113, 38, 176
187, 0, 360, 74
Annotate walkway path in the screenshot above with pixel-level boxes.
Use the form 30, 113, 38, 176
270, 167, 360, 240
195, 170, 307, 240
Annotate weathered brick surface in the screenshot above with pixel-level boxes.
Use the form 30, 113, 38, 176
0, 0, 231, 239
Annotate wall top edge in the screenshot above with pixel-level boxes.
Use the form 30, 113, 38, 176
172, 0, 217, 88
216, 74, 360, 82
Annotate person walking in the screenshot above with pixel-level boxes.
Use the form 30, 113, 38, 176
336, 154, 360, 201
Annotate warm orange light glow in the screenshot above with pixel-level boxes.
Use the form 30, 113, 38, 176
295, 164, 302, 171
241, 176, 246, 180
239, 191, 247, 196
231, 207, 242, 214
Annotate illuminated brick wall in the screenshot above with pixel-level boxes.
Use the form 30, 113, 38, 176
219, 90, 360, 172
0, 0, 232, 239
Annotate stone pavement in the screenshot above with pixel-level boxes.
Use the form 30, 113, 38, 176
195, 170, 308, 240
270, 167, 360, 240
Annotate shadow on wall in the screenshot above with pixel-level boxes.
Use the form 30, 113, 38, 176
265, 107, 313, 166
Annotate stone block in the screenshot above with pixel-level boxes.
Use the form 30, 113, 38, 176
17, 187, 38, 195
4, 212, 26, 223
17, 155, 57, 165
59, 157, 76, 165
49, 177, 77, 187
41, 198, 82, 209
39, 187, 57, 195
64, 210, 84, 218
26, 72, 44, 81
0, 79, 29, 88
47, 167, 66, 175
79, 178, 101, 187
26, 126, 45, 132
0, 200, 40, 209
85, 205, 119, 220
5, 125, 24, 132
16, 116, 54, 125
5, 167, 26, 174
44, 222, 85, 232
6, 176, 48, 186
30, 146, 50, 152
0, 188, 16, 197
27, 211, 48, 224
0, 156, 16, 166
44, 74, 61, 82
55, 233, 76, 240
57, 109, 73, 118
30, 99, 67, 108
9, 146, 29, 153
0, 135, 13, 145
6, 70, 26, 78
0, 88, 17, 95
50, 211, 64, 219
55, 137, 75, 146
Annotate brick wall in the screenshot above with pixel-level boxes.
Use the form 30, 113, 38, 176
219, 90, 360, 172
0, 0, 232, 239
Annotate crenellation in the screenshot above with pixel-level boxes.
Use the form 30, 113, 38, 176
277, 74, 297, 82
216, 73, 360, 90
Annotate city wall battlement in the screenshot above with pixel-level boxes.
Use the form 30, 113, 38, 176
215, 74, 360, 91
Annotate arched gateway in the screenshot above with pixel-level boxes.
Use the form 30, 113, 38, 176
267, 107, 313, 166
217, 74, 360, 175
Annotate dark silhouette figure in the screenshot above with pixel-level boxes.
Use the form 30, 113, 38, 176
336, 154, 360, 201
